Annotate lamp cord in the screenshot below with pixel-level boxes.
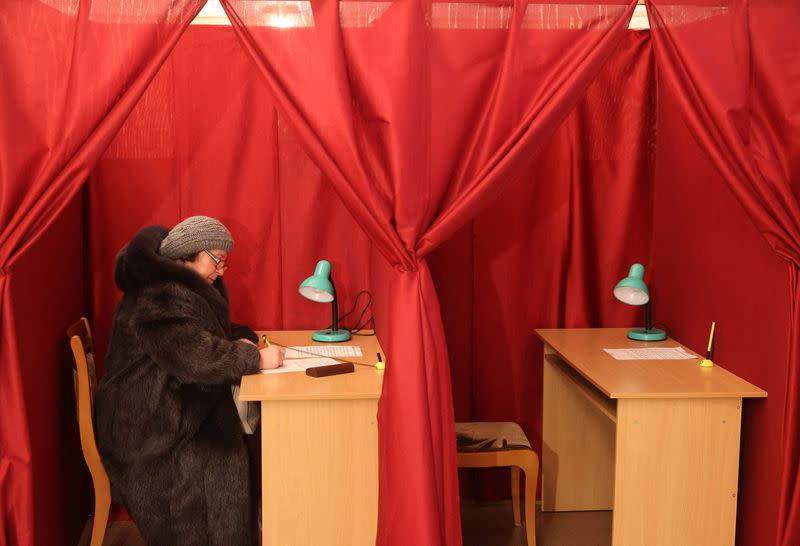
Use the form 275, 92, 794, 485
327, 290, 375, 336
336, 290, 369, 323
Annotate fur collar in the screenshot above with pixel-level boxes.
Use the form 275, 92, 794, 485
114, 226, 231, 326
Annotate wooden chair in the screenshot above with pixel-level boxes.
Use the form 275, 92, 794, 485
68, 317, 110, 546
456, 422, 538, 546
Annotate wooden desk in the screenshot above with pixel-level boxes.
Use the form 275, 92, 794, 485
239, 331, 384, 546
536, 328, 766, 546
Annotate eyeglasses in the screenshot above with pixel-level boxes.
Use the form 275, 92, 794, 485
203, 250, 229, 272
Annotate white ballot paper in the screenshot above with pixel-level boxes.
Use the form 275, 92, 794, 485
259, 357, 341, 374
284, 345, 363, 359
603, 347, 697, 360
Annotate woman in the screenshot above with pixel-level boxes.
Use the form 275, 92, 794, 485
95, 216, 283, 545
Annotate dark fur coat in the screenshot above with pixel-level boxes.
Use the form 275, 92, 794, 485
95, 226, 260, 545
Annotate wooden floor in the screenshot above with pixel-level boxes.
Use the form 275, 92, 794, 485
80, 502, 611, 546
461, 500, 611, 546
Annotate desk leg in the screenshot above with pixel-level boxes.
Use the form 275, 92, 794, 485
542, 346, 615, 511
259, 402, 269, 546
260, 405, 269, 546
612, 398, 742, 546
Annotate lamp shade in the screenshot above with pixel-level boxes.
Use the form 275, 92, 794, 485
298, 259, 351, 342
613, 263, 650, 306
299, 260, 335, 303
613, 263, 666, 341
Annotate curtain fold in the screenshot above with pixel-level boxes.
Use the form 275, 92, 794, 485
220, 0, 637, 542
646, 1, 800, 544
0, 1, 205, 543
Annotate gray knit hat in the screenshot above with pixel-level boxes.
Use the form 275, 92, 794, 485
159, 216, 234, 259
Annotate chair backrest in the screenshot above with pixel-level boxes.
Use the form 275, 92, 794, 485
67, 317, 109, 489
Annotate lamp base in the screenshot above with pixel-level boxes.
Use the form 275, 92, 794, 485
627, 327, 667, 341
312, 329, 352, 342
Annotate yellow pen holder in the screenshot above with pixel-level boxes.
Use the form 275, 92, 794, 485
699, 359, 714, 368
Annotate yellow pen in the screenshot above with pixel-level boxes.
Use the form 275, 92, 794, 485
262, 334, 271, 348
700, 321, 715, 367
706, 322, 716, 358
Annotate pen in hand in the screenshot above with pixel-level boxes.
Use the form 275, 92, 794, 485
257, 335, 284, 372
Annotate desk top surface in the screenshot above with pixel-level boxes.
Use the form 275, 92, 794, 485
536, 328, 767, 399
239, 330, 384, 401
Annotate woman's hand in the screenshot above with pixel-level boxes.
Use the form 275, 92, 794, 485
258, 345, 285, 370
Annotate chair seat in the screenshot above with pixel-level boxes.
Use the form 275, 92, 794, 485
455, 422, 532, 452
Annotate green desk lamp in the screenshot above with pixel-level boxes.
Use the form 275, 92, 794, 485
298, 259, 351, 342
613, 263, 667, 341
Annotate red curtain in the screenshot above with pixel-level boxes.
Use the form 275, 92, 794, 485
219, 0, 637, 543
646, 1, 800, 544
0, 1, 205, 543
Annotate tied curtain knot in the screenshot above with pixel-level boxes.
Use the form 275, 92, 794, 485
393, 252, 420, 273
